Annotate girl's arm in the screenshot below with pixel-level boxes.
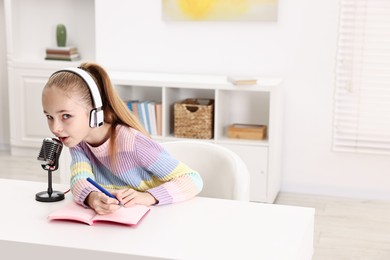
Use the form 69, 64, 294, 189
134, 134, 204, 205
69, 144, 100, 206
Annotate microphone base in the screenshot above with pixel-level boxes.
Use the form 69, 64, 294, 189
35, 191, 65, 202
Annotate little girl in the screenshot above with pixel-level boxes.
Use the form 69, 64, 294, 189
42, 62, 203, 214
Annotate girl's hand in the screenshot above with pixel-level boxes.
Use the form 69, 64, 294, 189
86, 191, 121, 215
112, 188, 157, 207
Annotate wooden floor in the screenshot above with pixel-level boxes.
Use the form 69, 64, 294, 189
276, 193, 390, 260
1, 151, 389, 260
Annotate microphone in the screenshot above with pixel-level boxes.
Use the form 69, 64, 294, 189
37, 137, 63, 171
35, 138, 65, 202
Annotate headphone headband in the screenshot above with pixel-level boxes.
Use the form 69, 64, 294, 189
51, 67, 104, 128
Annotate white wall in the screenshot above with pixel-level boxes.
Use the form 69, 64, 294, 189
0, 0, 10, 151
94, 0, 390, 201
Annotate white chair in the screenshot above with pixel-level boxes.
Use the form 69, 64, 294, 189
160, 141, 250, 201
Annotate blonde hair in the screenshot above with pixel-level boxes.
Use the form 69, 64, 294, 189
44, 62, 149, 163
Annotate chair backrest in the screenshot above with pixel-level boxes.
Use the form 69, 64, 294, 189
160, 141, 250, 201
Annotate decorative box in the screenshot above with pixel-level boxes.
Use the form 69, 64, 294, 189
227, 124, 267, 140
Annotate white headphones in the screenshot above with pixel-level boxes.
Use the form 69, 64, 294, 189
52, 67, 104, 128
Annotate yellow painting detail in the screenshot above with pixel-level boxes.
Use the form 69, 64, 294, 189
177, 0, 218, 20
162, 0, 278, 21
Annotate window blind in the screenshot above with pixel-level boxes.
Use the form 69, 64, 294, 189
333, 0, 390, 155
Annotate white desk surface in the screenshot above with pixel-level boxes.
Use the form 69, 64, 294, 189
0, 179, 315, 260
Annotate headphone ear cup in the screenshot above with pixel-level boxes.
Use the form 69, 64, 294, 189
89, 109, 104, 128
89, 109, 97, 128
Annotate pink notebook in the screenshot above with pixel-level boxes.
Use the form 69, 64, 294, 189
48, 201, 150, 226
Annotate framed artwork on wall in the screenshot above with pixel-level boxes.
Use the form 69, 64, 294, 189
162, 0, 278, 22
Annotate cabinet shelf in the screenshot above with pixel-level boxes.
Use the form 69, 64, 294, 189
110, 71, 283, 203
110, 71, 279, 143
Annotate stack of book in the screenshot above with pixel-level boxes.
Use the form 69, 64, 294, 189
126, 100, 162, 136
45, 46, 81, 61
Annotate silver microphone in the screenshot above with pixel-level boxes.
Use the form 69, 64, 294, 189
37, 137, 63, 171
36, 137, 65, 202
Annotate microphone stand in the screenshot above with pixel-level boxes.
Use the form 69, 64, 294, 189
35, 157, 65, 202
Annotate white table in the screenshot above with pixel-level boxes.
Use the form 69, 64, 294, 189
0, 179, 315, 260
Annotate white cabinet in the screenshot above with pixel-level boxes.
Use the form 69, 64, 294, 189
224, 145, 269, 201
7, 62, 77, 179
8, 65, 52, 152
4, 0, 95, 152
4, 0, 95, 175
110, 71, 283, 203
7, 62, 81, 155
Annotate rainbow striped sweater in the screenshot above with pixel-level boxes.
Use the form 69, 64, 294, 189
69, 125, 203, 206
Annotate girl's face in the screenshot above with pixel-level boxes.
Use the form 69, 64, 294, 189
42, 87, 91, 148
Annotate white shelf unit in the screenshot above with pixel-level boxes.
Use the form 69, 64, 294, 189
110, 71, 283, 203
4, 0, 95, 152
4, 0, 96, 177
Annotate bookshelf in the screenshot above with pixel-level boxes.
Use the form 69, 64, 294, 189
110, 71, 284, 203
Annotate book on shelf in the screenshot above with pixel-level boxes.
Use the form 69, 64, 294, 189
48, 201, 150, 226
126, 100, 139, 112
137, 102, 147, 130
127, 102, 133, 112
227, 76, 259, 86
46, 49, 79, 55
45, 53, 81, 61
148, 101, 157, 135
126, 100, 144, 128
142, 101, 152, 134
155, 102, 162, 136
45, 56, 81, 61
46, 46, 78, 52
46, 50, 79, 55
131, 101, 140, 121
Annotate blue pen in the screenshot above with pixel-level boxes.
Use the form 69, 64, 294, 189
87, 177, 123, 206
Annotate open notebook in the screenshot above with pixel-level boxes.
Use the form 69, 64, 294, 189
48, 201, 150, 226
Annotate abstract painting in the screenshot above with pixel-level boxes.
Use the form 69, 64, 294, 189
162, 0, 278, 22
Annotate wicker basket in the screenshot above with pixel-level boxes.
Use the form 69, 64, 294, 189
174, 98, 214, 139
